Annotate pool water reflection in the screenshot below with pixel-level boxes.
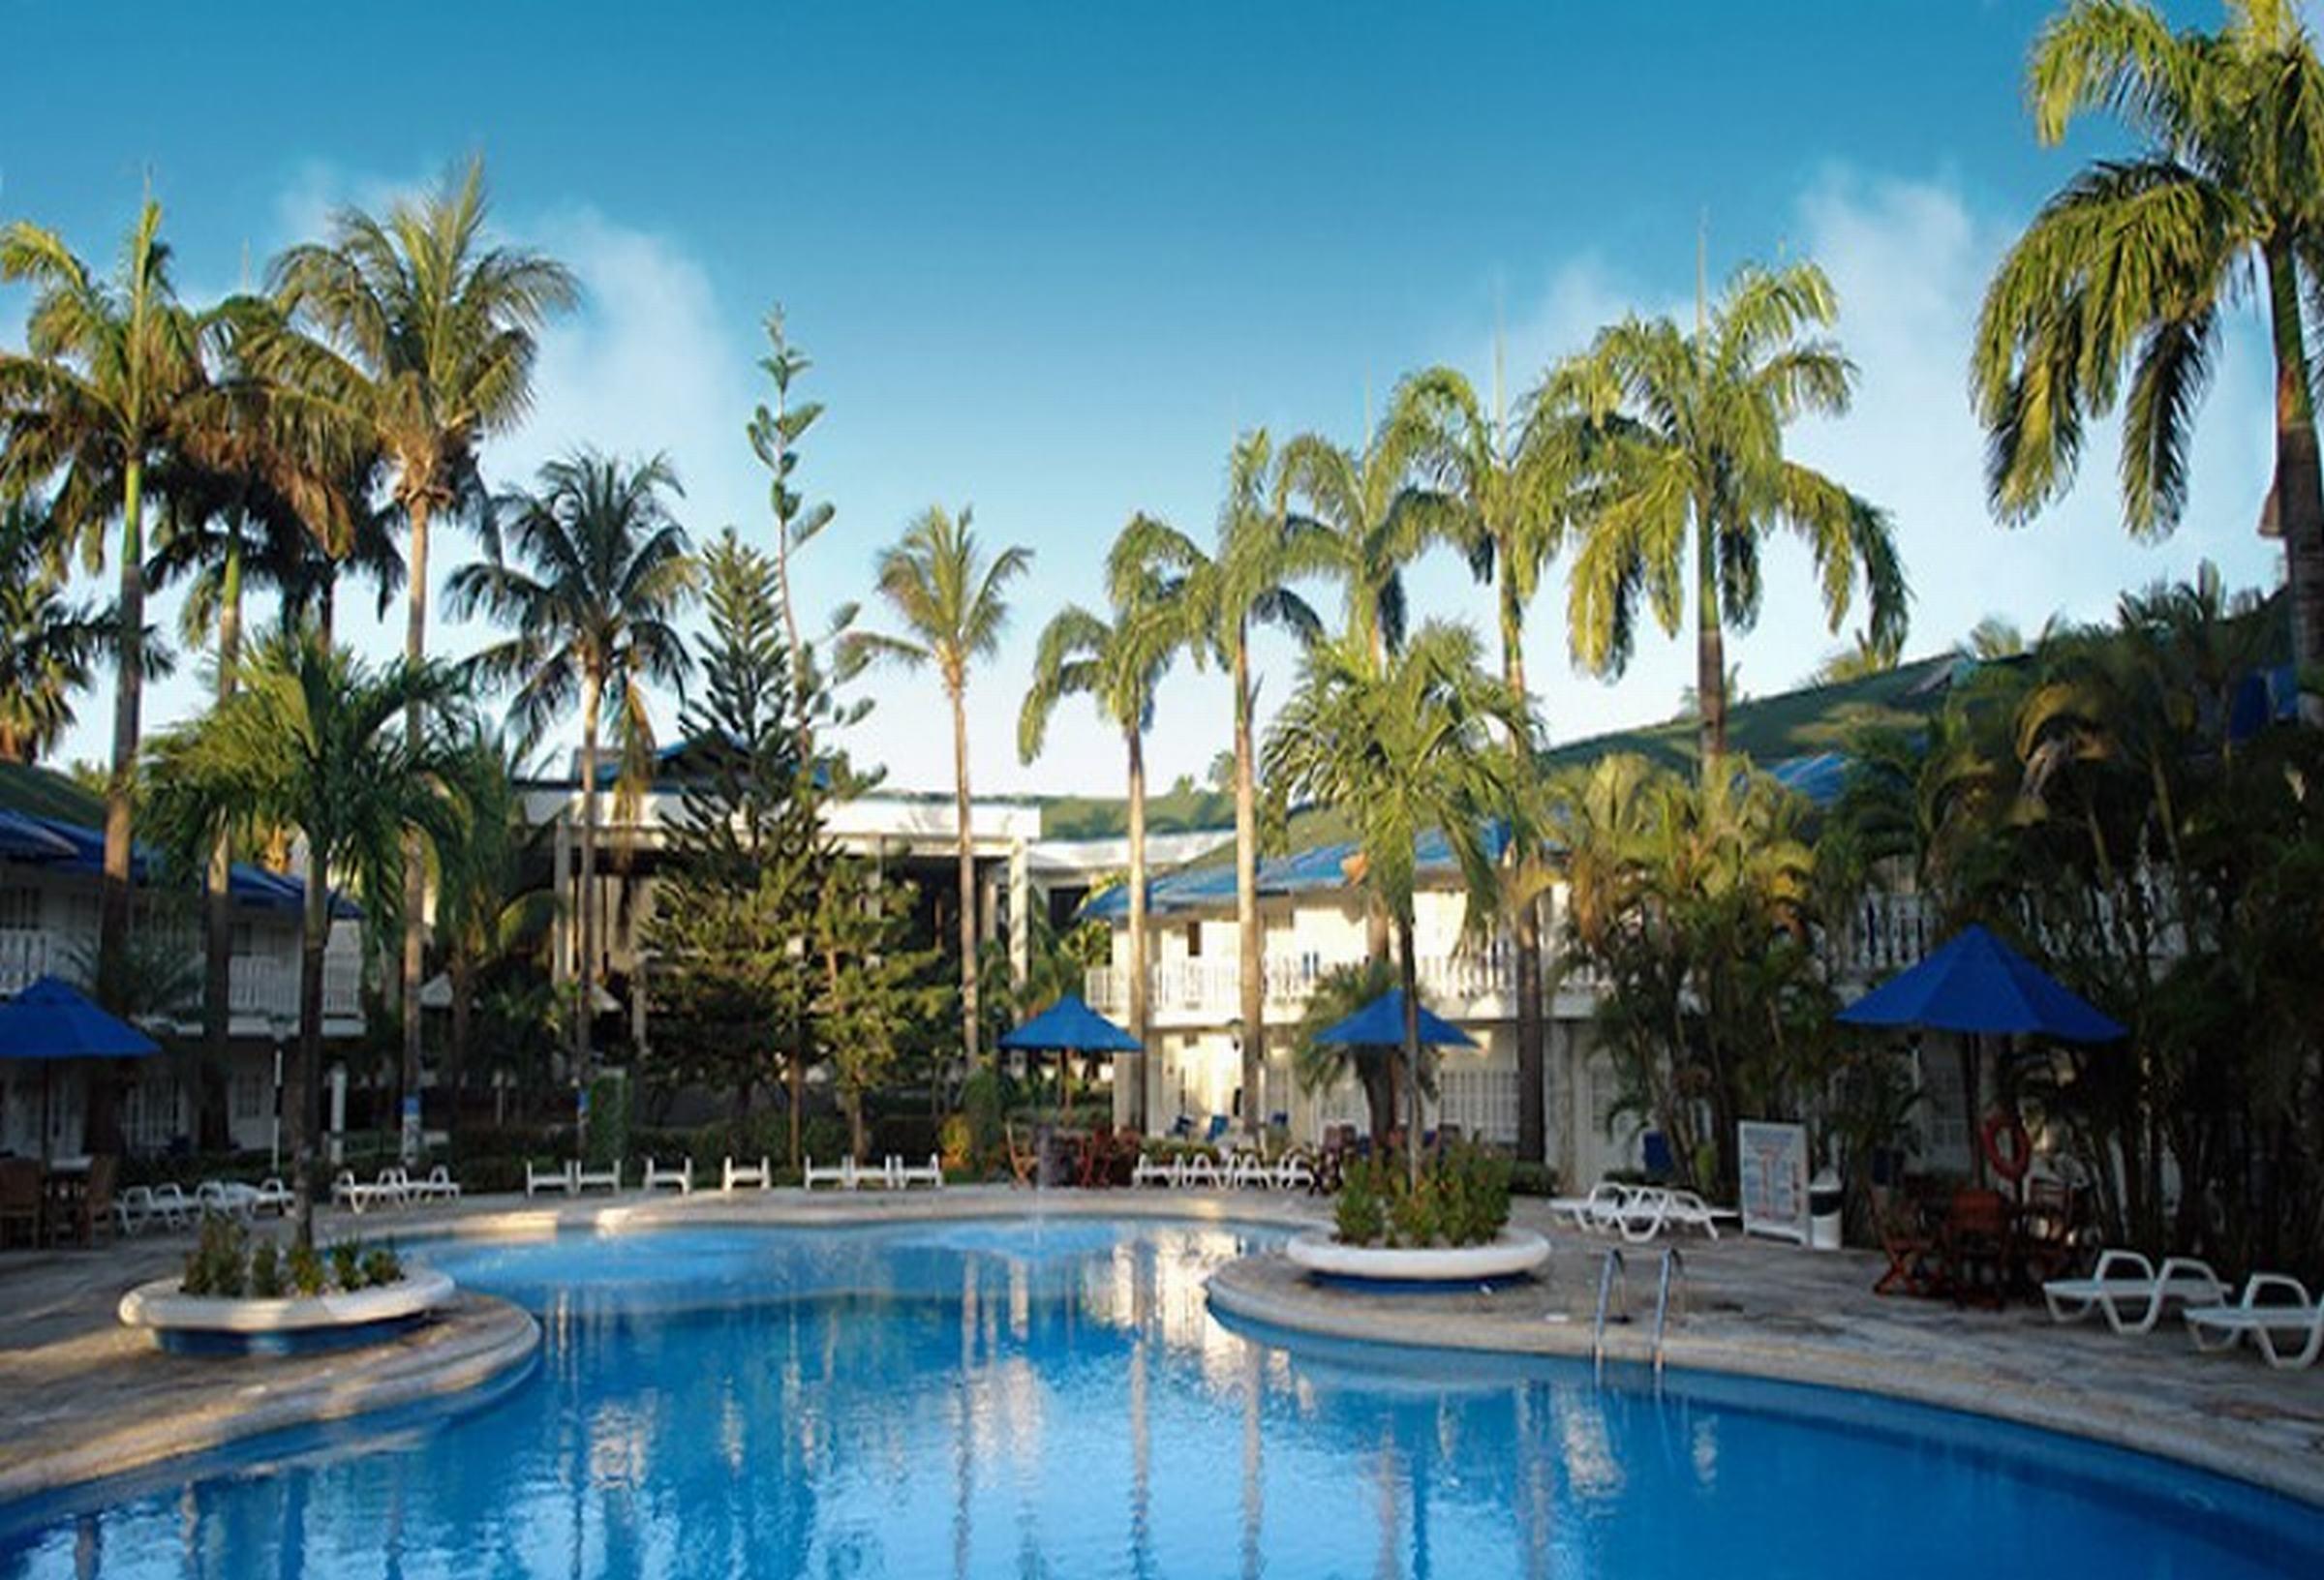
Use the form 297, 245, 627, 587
3, 1217, 2320, 1578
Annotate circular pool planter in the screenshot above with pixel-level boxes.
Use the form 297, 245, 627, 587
1285, 1228, 1549, 1286
119, 1267, 458, 1356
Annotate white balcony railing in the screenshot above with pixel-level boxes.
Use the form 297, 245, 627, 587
0, 930, 360, 1025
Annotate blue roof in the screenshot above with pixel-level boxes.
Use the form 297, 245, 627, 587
1082, 822, 1517, 922
0, 812, 359, 920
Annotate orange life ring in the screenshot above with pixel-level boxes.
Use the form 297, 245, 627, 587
1980, 1109, 2033, 1184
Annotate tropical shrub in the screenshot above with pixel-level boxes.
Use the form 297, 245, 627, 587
1331, 1145, 1512, 1248
248, 1240, 284, 1299
180, 1216, 250, 1297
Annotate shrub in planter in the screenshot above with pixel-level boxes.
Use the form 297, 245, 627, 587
248, 1241, 284, 1299
1330, 1144, 1513, 1249
359, 1245, 403, 1290
329, 1239, 361, 1292
1334, 1159, 1388, 1246
288, 1242, 325, 1297
181, 1216, 250, 1297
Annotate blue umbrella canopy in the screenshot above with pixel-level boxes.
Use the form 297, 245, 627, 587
1837, 925, 2125, 1043
1315, 989, 1478, 1049
0, 810, 75, 863
998, 994, 1142, 1053
0, 976, 163, 1060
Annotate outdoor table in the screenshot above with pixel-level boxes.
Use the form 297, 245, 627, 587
41, 1165, 87, 1248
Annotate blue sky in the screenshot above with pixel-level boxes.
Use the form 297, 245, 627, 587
0, 1, 2289, 798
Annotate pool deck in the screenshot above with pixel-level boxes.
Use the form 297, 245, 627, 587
2, 1187, 2320, 1507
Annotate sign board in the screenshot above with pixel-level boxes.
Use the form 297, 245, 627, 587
1737, 1120, 1811, 1244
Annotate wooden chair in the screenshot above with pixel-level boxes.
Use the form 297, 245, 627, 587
1005, 1123, 1039, 1188
1940, 1188, 2012, 1309
1873, 1197, 1942, 1298
0, 1160, 41, 1249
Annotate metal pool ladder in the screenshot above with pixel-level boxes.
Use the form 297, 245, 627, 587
1650, 1247, 1687, 1379
1590, 1248, 1627, 1382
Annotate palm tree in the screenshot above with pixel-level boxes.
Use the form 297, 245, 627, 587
1112, 433, 1321, 1138
1018, 551, 1182, 1122
0, 199, 218, 1007
1556, 258, 1908, 766
1974, 0, 2324, 685
847, 505, 1031, 1070
145, 631, 466, 1248
433, 732, 555, 1102
1397, 363, 1579, 1166
255, 157, 577, 1155
1276, 411, 1435, 669
1263, 623, 1526, 1180
447, 449, 695, 1080
0, 500, 116, 765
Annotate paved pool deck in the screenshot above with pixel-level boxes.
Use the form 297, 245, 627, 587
1, 1187, 2318, 1507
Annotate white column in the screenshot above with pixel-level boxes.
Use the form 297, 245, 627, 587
1008, 838, 1030, 984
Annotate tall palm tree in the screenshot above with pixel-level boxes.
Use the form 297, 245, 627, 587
1263, 623, 1526, 1180
0, 499, 115, 765
847, 505, 1031, 1070
1556, 258, 1908, 767
1113, 434, 1321, 1137
433, 731, 555, 1102
1974, 0, 2324, 686
1018, 548, 1182, 1123
256, 157, 577, 1156
1276, 410, 1435, 669
448, 449, 696, 1079
1397, 362, 1578, 1166
0, 199, 218, 1008
145, 632, 466, 1248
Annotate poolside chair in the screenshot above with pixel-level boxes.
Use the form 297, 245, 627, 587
803, 1156, 855, 1190
2042, 1249, 2228, 1335
332, 1170, 381, 1212
194, 1179, 258, 1222
1203, 1114, 1231, 1145
1005, 1124, 1039, 1188
111, 1183, 155, 1238
252, 1177, 291, 1215
0, 1159, 42, 1248
1177, 1152, 1221, 1190
68, 1156, 117, 1246
1550, 1181, 1637, 1233
1130, 1150, 1175, 1188
721, 1156, 771, 1192
414, 1166, 462, 1203
1875, 1200, 1942, 1297
570, 1160, 622, 1194
895, 1154, 943, 1189
147, 1181, 194, 1229
524, 1161, 568, 1199
2184, 1276, 2324, 1370
1273, 1150, 1317, 1193
641, 1157, 693, 1195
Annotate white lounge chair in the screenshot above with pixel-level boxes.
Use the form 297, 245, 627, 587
2185, 1275, 2324, 1369
1226, 1152, 1273, 1190
895, 1154, 943, 1190
113, 1185, 154, 1235
252, 1177, 291, 1215
571, 1160, 622, 1194
722, 1156, 771, 1193
524, 1161, 568, 1199
1617, 1187, 1740, 1242
803, 1156, 857, 1190
1550, 1181, 1637, 1233
332, 1170, 384, 1213
641, 1157, 693, 1195
413, 1165, 461, 1203
1273, 1152, 1317, 1192
195, 1180, 260, 1222
1177, 1154, 1221, 1190
2043, 1249, 2227, 1335
147, 1182, 194, 1230
1130, 1153, 1174, 1188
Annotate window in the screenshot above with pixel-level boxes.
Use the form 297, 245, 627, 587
1183, 924, 1202, 959
232, 1067, 268, 1122
0, 885, 38, 933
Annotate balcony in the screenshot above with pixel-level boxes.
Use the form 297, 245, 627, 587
0, 930, 361, 1028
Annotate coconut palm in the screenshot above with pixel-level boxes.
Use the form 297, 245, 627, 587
1275, 410, 1436, 668
145, 632, 467, 1248
1018, 550, 1183, 1121
255, 157, 576, 1154
847, 505, 1032, 1070
0, 199, 219, 1005
432, 731, 555, 1102
1556, 258, 1908, 766
1263, 622, 1526, 1180
447, 449, 696, 1079
1974, 0, 2324, 684
1112, 433, 1322, 1137
1396, 363, 1581, 1165
0, 500, 116, 765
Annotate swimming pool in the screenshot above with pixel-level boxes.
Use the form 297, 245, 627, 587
4, 1217, 2320, 1577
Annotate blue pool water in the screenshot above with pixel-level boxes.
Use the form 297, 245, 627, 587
4, 1217, 2321, 1578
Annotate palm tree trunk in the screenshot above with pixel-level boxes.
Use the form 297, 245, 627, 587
399, 496, 432, 1164
291, 846, 328, 1252
1397, 913, 1422, 1188
1694, 503, 1728, 765
1233, 640, 1265, 1139
88, 460, 147, 1158
447, 954, 473, 1106
200, 539, 244, 1151
577, 670, 602, 1079
1502, 569, 1546, 1167
951, 680, 982, 1070
1125, 725, 1149, 1130
2266, 242, 2324, 703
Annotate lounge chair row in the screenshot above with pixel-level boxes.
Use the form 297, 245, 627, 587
115, 1177, 292, 1232
521, 1154, 948, 1197
2043, 1249, 2324, 1369
1551, 1181, 1740, 1241
1130, 1150, 1315, 1192
334, 1167, 463, 1214
802, 1155, 943, 1191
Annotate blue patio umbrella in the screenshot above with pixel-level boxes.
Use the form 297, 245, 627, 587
1837, 925, 2125, 1042
0, 811, 74, 864
1838, 926, 2121, 1186
1315, 989, 1478, 1049
999, 994, 1142, 1110
0, 976, 161, 1163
